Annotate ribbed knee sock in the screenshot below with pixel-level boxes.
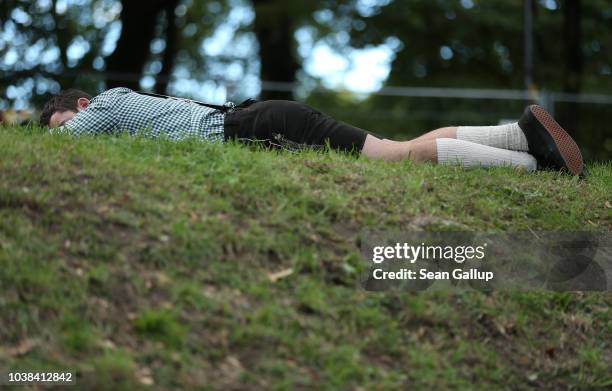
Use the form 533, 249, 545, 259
436, 138, 537, 171
456, 122, 529, 152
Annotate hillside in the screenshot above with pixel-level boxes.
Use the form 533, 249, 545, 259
0, 127, 611, 390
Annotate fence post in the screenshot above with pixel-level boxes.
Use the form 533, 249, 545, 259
539, 90, 555, 116
548, 94, 555, 117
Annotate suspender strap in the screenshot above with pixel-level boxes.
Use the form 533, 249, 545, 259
135, 91, 232, 112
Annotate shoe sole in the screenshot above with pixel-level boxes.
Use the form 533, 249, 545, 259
530, 105, 584, 176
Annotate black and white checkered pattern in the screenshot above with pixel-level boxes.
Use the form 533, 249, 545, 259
54, 88, 226, 142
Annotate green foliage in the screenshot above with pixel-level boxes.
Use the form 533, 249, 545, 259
133, 309, 186, 348
0, 0, 121, 104
61, 312, 99, 353
80, 351, 144, 391
4, 1, 611, 98
333, 0, 612, 92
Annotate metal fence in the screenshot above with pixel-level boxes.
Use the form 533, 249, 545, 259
260, 81, 612, 116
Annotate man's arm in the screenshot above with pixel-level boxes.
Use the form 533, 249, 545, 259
51, 106, 118, 136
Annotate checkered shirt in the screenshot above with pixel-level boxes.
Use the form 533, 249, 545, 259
53, 87, 227, 142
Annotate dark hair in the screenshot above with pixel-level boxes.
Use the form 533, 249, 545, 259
39, 89, 92, 126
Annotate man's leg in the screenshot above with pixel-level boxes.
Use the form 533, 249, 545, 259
361, 123, 527, 165
397, 126, 457, 144
402, 122, 529, 152
360, 133, 537, 171
362, 105, 584, 175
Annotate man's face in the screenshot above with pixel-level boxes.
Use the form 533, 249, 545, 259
48, 97, 90, 128
49, 110, 76, 128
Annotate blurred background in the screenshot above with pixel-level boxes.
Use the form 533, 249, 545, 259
0, 0, 610, 158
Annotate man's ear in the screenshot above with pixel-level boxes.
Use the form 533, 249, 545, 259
77, 97, 90, 111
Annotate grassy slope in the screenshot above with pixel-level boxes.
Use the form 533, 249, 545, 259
0, 127, 611, 390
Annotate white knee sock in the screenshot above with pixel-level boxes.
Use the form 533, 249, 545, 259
456, 122, 529, 152
436, 138, 537, 171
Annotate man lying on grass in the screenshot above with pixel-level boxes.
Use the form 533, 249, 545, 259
40, 87, 584, 176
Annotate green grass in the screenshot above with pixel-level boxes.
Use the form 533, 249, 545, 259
0, 126, 611, 390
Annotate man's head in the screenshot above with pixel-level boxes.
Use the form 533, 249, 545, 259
40, 89, 92, 128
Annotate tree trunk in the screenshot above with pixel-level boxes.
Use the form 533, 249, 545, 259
252, 0, 299, 100
155, 0, 179, 94
105, 0, 174, 90
559, 0, 582, 138
562, 0, 582, 94
51, 0, 76, 89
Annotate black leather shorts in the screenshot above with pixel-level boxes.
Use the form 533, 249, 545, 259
223, 100, 369, 154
